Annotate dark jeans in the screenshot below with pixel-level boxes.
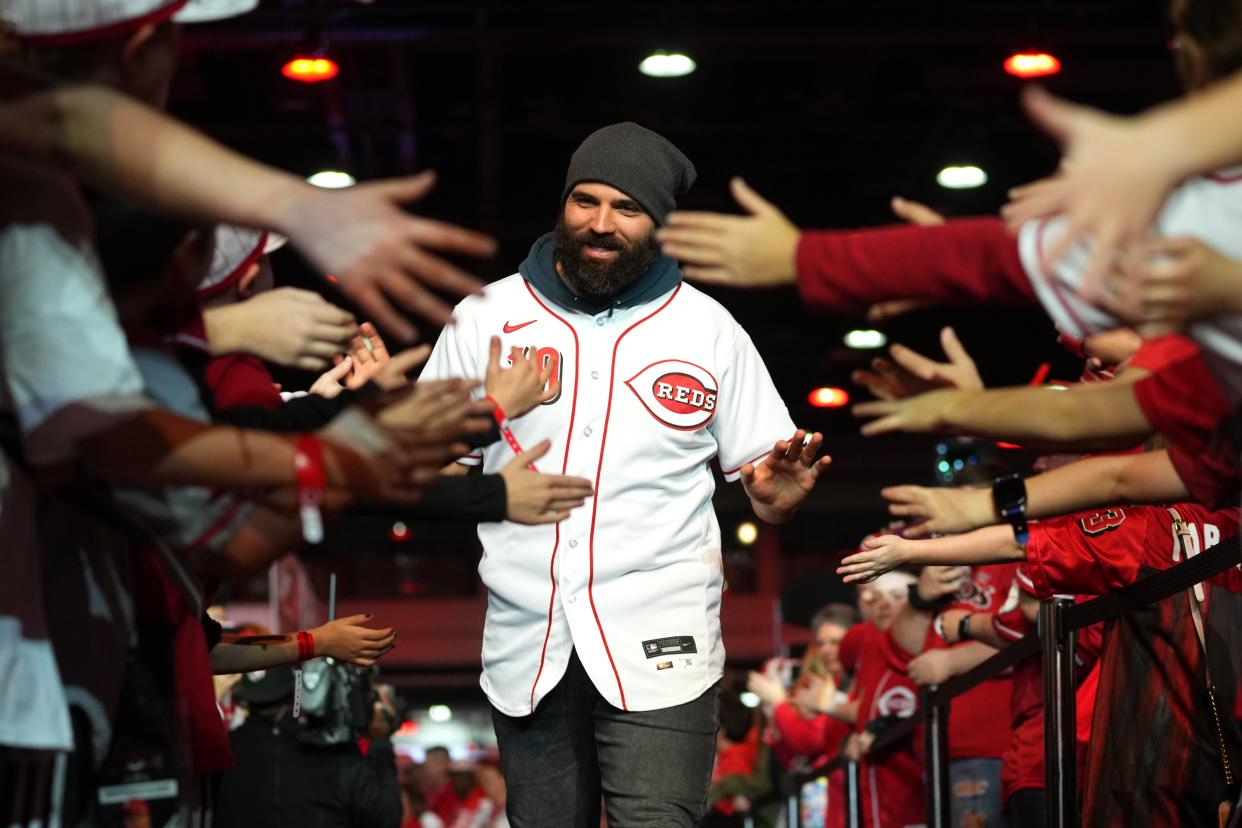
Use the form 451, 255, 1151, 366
491, 650, 719, 827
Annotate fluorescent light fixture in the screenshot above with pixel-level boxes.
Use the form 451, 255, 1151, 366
307, 170, 356, 188
428, 704, 452, 723
843, 329, 887, 349
937, 165, 988, 190
639, 52, 696, 78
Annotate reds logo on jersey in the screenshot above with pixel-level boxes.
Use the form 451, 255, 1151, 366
625, 360, 719, 431
876, 685, 917, 718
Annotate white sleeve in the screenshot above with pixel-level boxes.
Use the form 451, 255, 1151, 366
1016, 217, 1124, 341
710, 326, 797, 482
0, 225, 151, 465
418, 302, 485, 465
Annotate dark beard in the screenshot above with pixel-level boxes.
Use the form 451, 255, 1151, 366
553, 216, 659, 305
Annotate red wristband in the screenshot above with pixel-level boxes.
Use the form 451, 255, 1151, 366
296, 629, 315, 662
294, 435, 326, 544
484, 395, 537, 472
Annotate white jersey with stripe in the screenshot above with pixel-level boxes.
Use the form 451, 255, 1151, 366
420, 273, 796, 715
1018, 167, 1242, 404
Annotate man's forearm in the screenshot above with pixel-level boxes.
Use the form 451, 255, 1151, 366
1145, 70, 1242, 181
940, 383, 1154, 450
49, 85, 308, 234
1025, 449, 1188, 518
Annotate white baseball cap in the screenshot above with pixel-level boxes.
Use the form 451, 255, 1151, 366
196, 224, 286, 299
3, 0, 257, 46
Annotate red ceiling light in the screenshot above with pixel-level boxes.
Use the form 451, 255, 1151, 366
808, 387, 850, 408
282, 55, 339, 83
1004, 52, 1061, 79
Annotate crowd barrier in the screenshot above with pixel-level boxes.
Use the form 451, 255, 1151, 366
781, 540, 1242, 828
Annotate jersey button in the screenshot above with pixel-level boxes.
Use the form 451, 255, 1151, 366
595, 318, 605, 327
568, 540, 578, 548
566, 595, 577, 604
591, 371, 600, 380
583, 426, 593, 437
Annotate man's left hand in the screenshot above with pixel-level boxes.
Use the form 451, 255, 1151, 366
741, 429, 831, 523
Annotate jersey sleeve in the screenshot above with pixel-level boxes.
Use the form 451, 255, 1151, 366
418, 302, 485, 465
710, 326, 797, 482
795, 217, 1035, 312
1021, 508, 1152, 598
0, 225, 151, 465
1016, 217, 1125, 341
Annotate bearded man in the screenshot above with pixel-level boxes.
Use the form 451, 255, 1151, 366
420, 122, 831, 826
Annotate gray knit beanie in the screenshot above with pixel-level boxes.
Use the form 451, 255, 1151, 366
560, 122, 696, 226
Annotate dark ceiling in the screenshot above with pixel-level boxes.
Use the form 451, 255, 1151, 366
173, 0, 1176, 561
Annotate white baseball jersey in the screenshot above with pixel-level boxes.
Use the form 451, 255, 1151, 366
420, 273, 796, 715
1018, 166, 1242, 404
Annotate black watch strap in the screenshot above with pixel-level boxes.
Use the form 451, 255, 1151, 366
958, 612, 974, 642
992, 473, 1030, 545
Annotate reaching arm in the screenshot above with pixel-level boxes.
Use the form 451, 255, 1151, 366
855, 379, 1154, 451
211, 614, 396, 674
880, 449, 1190, 538
3, 84, 495, 340
838, 526, 1021, 584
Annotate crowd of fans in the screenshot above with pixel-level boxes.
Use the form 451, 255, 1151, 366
8, 0, 1242, 825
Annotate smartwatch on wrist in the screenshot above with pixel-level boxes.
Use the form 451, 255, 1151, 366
957, 612, 974, 643
991, 473, 1030, 545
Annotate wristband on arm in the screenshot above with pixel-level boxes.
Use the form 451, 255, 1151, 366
294, 435, 326, 544
484, 395, 537, 471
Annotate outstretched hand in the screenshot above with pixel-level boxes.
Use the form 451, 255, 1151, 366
1000, 86, 1181, 292
310, 614, 396, 667
836, 534, 910, 584
741, 429, 831, 523
853, 387, 961, 437
485, 336, 560, 418
284, 170, 497, 342
852, 327, 983, 402
500, 441, 594, 525
658, 178, 800, 287
881, 484, 992, 538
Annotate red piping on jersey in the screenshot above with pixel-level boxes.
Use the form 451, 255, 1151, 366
587, 284, 683, 710
1033, 218, 1092, 338
522, 281, 581, 713
721, 449, 775, 477
1208, 170, 1242, 184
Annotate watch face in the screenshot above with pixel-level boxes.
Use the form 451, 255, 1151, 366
993, 474, 1027, 510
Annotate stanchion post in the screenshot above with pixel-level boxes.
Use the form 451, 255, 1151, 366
1040, 597, 1078, 828
846, 759, 862, 828
923, 685, 951, 828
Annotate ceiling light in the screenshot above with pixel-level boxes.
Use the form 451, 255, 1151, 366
639, 52, 696, 78
282, 55, 339, 83
736, 521, 758, 546
844, 329, 887, 349
739, 692, 761, 708
808, 387, 850, 408
1004, 52, 1061, 79
428, 704, 452, 723
307, 170, 356, 189
936, 165, 988, 190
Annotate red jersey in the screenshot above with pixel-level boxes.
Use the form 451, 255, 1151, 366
849, 623, 924, 828
204, 353, 284, 411
1130, 341, 1238, 509
1022, 504, 1242, 827
940, 564, 1019, 761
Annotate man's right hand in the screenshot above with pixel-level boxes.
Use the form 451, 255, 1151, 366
499, 441, 593, 524
658, 177, 800, 287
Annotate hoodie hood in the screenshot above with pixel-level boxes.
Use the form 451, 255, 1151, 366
518, 232, 682, 315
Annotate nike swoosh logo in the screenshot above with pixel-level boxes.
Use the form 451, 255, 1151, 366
503, 320, 537, 333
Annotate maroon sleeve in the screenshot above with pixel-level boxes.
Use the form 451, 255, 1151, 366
794, 217, 1036, 313
205, 354, 283, 411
